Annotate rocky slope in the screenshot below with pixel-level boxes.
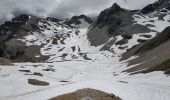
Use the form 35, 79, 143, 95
0, 14, 44, 62
51, 89, 121, 100
87, 0, 170, 74
0, 14, 94, 62
88, 0, 170, 48
122, 26, 170, 75
141, 0, 170, 14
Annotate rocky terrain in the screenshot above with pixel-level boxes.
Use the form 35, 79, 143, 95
50, 89, 121, 100
88, 0, 170, 74
0, 0, 170, 100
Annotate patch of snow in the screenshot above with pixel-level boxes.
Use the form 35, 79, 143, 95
133, 11, 170, 32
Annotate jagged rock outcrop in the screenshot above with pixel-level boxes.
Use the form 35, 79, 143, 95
0, 14, 29, 43
96, 3, 126, 26
141, 0, 170, 14
0, 14, 41, 42
64, 15, 94, 27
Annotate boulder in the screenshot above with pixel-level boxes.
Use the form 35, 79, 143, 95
4, 39, 25, 59
28, 79, 49, 86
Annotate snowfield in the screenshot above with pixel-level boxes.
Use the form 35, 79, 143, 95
0, 17, 170, 100
1, 57, 170, 100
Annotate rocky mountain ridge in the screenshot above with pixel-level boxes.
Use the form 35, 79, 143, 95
0, 14, 95, 62
87, 0, 170, 74
141, 0, 170, 14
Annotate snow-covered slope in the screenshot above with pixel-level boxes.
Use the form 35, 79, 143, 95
0, 1, 170, 100
17, 15, 107, 62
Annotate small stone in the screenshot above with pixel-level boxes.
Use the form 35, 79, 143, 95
28, 79, 49, 86
33, 72, 43, 76
18, 70, 31, 72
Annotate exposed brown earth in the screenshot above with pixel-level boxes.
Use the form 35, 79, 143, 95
50, 89, 121, 100
13, 45, 49, 62
125, 40, 170, 74
0, 57, 12, 65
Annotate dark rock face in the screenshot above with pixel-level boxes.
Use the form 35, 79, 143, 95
0, 15, 29, 59
141, 0, 170, 14
94, 3, 152, 36
0, 14, 29, 43
4, 39, 25, 59
0, 14, 41, 59
87, 4, 129, 46
0, 48, 4, 57
167, 5, 170, 10
64, 15, 94, 27
0, 14, 40, 43
11, 14, 29, 25
96, 3, 125, 25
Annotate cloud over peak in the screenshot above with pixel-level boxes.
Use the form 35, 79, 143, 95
0, 0, 158, 23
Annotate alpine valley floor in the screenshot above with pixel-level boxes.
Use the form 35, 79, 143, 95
0, 28, 170, 100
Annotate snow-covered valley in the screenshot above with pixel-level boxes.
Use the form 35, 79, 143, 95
0, 19, 170, 100
1, 50, 170, 100
0, 0, 170, 100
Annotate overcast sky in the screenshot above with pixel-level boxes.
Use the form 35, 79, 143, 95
0, 0, 158, 23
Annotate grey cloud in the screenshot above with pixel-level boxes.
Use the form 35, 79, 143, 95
0, 0, 158, 23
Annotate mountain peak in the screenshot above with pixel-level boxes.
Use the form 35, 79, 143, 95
96, 3, 129, 26
111, 3, 122, 11
11, 14, 30, 24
